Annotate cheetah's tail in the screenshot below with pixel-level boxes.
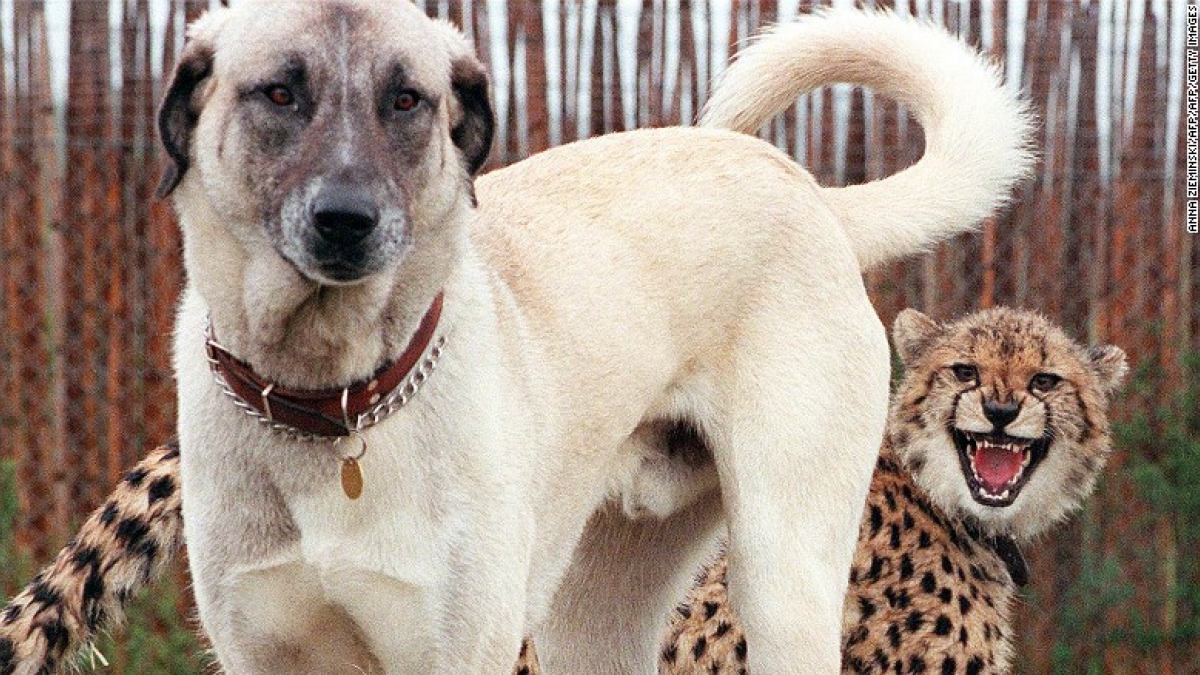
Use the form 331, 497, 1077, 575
0, 443, 184, 675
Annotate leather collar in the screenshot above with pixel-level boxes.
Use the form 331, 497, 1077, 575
964, 520, 1030, 587
205, 292, 444, 438
990, 535, 1030, 587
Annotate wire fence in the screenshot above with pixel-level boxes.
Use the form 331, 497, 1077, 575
1, 0, 1196, 672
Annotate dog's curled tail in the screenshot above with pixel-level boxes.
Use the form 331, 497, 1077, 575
0, 443, 184, 675
700, 9, 1036, 269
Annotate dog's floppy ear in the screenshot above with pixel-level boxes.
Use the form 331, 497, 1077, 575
449, 56, 494, 175
156, 45, 213, 198
433, 21, 494, 175
156, 10, 226, 198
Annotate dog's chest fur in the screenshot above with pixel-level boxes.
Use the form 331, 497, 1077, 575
173, 286, 531, 657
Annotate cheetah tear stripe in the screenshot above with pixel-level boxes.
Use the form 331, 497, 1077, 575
658, 306, 1125, 675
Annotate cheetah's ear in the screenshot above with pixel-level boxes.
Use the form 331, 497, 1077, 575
892, 309, 942, 366
1087, 344, 1128, 395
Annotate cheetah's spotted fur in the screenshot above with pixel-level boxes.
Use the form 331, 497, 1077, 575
0, 444, 183, 675
659, 447, 1020, 675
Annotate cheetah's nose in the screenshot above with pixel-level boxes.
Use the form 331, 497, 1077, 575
982, 400, 1020, 429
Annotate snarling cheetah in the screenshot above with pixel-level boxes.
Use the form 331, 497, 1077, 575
1, 308, 1125, 675
659, 307, 1127, 674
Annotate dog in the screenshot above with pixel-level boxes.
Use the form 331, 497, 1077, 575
160, 2, 1032, 672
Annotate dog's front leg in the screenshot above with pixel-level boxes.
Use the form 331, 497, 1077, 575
432, 511, 534, 674
332, 493, 533, 675
182, 466, 382, 673
711, 306, 891, 672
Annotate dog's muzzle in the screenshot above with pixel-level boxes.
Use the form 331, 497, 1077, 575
304, 182, 394, 283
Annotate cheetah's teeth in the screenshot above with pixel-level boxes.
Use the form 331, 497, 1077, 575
956, 431, 1041, 505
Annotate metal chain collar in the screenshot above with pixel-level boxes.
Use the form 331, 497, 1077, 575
203, 317, 446, 443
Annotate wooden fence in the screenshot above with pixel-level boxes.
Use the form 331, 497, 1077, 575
1, 0, 1195, 672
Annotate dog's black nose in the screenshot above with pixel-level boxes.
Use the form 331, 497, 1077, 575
312, 192, 379, 246
983, 399, 1020, 429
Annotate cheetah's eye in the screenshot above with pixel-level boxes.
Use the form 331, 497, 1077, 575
1029, 373, 1062, 392
951, 364, 978, 383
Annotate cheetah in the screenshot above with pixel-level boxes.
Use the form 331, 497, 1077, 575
0, 308, 1126, 674
658, 307, 1127, 674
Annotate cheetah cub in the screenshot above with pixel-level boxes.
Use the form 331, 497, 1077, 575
660, 307, 1127, 674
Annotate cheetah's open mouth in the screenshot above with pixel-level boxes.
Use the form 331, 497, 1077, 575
951, 429, 1050, 506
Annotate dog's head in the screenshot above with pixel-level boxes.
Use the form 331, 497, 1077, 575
159, 0, 493, 286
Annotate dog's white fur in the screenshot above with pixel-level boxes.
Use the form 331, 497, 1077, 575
701, 10, 1034, 269
170, 2, 1033, 672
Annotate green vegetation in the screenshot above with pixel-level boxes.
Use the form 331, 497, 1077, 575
1119, 353, 1200, 650
0, 460, 31, 599
88, 571, 207, 674
1049, 352, 1200, 671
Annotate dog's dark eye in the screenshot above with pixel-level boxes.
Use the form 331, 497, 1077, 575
951, 364, 978, 383
264, 85, 295, 107
393, 90, 420, 112
1029, 373, 1061, 392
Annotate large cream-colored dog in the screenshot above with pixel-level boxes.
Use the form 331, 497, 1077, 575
163, 2, 1032, 672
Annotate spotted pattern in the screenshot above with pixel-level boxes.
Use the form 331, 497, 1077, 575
889, 307, 1125, 542
657, 449, 1017, 674
0, 444, 183, 675
653, 307, 1122, 674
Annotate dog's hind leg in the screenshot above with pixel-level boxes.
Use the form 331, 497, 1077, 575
533, 499, 724, 674
709, 293, 890, 673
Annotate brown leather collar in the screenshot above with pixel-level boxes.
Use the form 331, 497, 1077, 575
205, 292, 444, 438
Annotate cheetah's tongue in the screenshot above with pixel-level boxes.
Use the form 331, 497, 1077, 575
974, 442, 1025, 493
